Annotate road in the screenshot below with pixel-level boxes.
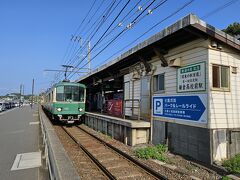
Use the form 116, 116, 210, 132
0, 105, 47, 180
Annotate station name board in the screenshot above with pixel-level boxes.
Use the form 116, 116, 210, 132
177, 62, 206, 92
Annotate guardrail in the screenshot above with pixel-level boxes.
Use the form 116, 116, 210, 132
39, 107, 80, 180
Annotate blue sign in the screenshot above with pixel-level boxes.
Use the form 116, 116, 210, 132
153, 95, 207, 123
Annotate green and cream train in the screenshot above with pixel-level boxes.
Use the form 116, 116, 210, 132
42, 81, 86, 123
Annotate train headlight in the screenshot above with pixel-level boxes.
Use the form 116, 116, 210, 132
56, 107, 62, 112
79, 108, 83, 112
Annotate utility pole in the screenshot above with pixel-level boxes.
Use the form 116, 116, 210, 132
19, 84, 22, 107
31, 79, 34, 108
88, 41, 91, 73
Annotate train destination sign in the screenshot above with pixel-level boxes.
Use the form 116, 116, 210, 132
152, 94, 207, 123
177, 62, 206, 92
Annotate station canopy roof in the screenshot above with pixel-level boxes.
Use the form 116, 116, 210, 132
77, 14, 240, 85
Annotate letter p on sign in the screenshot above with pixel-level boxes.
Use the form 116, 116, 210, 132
153, 98, 163, 115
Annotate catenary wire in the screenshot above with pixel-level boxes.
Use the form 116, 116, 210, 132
73, 0, 195, 78
201, 0, 239, 19
68, 0, 170, 79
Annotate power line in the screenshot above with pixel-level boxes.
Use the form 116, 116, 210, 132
54, 0, 98, 83
201, 0, 239, 19
68, 0, 171, 79
55, 0, 116, 83
92, 0, 166, 53
64, 0, 146, 71
62, 0, 118, 70
57, 0, 99, 78
92, 0, 147, 52
75, 0, 195, 77
79, 0, 107, 37
73, 0, 97, 35
68, 0, 157, 78
80, 0, 117, 40
63, 0, 97, 64
66, 0, 134, 78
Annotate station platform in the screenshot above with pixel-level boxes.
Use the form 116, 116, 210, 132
0, 105, 48, 180
84, 112, 151, 146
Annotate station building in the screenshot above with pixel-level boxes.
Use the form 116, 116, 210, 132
77, 14, 240, 164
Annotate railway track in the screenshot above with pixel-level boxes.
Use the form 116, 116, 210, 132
62, 125, 167, 180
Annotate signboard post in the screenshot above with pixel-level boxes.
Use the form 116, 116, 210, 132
177, 62, 206, 92
152, 94, 207, 123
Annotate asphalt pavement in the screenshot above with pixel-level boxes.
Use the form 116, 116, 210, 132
0, 105, 48, 180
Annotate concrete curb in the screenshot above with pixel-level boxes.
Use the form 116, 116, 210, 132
39, 107, 80, 180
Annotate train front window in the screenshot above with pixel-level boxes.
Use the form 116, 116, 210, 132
56, 86, 64, 101
56, 85, 84, 102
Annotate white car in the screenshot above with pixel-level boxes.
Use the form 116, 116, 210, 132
0, 102, 5, 112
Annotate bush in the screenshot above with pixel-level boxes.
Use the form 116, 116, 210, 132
222, 154, 240, 173
135, 144, 168, 162
222, 176, 230, 180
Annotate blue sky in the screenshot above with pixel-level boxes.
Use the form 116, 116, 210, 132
0, 0, 239, 95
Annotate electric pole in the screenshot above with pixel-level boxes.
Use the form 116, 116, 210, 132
19, 84, 22, 107
31, 79, 34, 108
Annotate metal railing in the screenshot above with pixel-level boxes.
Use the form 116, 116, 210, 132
123, 99, 140, 120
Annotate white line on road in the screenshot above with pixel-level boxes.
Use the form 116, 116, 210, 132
11, 152, 41, 171
29, 122, 40, 125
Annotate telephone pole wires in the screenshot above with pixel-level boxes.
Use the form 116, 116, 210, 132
88, 41, 91, 73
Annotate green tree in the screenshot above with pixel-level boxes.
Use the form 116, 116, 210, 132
223, 22, 240, 36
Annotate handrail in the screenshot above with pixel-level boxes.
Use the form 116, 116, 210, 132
123, 99, 140, 120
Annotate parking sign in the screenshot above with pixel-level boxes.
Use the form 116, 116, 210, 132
152, 94, 207, 123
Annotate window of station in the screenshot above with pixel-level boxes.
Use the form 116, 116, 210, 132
154, 73, 165, 92
212, 64, 230, 90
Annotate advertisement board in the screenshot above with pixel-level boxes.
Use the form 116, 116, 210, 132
107, 100, 123, 117
152, 94, 207, 123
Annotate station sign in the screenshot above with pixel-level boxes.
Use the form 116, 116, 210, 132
177, 62, 206, 92
152, 94, 207, 123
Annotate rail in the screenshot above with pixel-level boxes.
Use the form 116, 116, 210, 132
62, 126, 116, 180
77, 125, 167, 180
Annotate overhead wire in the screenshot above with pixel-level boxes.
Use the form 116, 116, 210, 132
54, 0, 118, 83
53, 0, 98, 83
73, 0, 97, 35
92, 0, 148, 52
68, 0, 158, 79
73, 0, 195, 78
68, 0, 170, 79
65, 0, 147, 70
78, 0, 107, 37
201, 0, 239, 19
66, 0, 135, 78
63, 0, 118, 70
63, 0, 97, 65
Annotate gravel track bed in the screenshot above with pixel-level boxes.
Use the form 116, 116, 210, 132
79, 124, 222, 180
53, 125, 108, 180
64, 126, 157, 179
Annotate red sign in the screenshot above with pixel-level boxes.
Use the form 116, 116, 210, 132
107, 100, 123, 117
